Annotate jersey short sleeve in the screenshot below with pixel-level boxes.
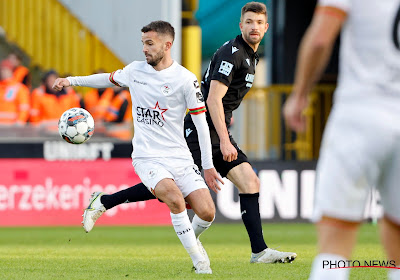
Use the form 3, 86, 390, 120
210, 46, 238, 87
109, 63, 133, 87
185, 74, 207, 115
318, 0, 350, 12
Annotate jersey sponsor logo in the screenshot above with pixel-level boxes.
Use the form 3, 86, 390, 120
185, 128, 193, 137
193, 80, 199, 89
232, 46, 239, 54
245, 73, 254, 87
196, 91, 204, 103
133, 79, 147, 85
136, 101, 168, 127
161, 84, 172, 95
218, 61, 234, 76
246, 58, 251, 66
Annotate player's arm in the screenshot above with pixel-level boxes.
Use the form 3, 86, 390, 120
53, 65, 131, 91
186, 77, 224, 193
283, 4, 347, 132
206, 80, 238, 162
191, 112, 224, 193
52, 73, 113, 91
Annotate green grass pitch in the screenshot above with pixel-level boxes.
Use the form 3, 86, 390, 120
0, 223, 388, 279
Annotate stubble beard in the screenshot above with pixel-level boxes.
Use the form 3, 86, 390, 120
147, 49, 164, 66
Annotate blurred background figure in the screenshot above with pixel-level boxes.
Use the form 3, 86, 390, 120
30, 70, 80, 132
0, 59, 30, 126
104, 86, 133, 141
83, 69, 115, 122
6, 51, 31, 89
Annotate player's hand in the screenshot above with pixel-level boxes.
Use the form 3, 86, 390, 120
220, 141, 238, 162
283, 93, 309, 132
52, 78, 71, 91
204, 168, 224, 193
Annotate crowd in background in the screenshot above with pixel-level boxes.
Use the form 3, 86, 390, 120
0, 51, 133, 141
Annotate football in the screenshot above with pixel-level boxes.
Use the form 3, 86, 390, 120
58, 108, 95, 144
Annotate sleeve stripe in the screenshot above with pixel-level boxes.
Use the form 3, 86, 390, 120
189, 106, 206, 111
109, 71, 122, 87
189, 107, 207, 115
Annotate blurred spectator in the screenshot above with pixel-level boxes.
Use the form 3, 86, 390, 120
105, 87, 132, 123
30, 70, 80, 130
83, 69, 115, 121
0, 60, 30, 125
6, 51, 31, 88
104, 87, 133, 140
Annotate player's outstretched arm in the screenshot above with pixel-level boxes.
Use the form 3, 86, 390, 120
207, 80, 237, 162
53, 73, 120, 91
52, 78, 71, 91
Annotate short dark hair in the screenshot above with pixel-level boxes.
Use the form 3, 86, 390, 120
141, 21, 175, 41
241, 2, 268, 21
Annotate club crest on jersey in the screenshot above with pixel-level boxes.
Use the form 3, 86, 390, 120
136, 101, 168, 127
161, 84, 172, 95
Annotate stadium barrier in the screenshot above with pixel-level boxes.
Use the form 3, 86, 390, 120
0, 148, 382, 226
234, 85, 335, 160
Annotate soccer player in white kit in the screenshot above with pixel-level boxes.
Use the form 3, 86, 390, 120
283, 0, 400, 279
53, 21, 223, 274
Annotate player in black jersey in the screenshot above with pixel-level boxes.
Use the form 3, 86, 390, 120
84, 2, 297, 264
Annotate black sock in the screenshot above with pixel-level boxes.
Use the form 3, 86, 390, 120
100, 183, 156, 210
239, 193, 268, 254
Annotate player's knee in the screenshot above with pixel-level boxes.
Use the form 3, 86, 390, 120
193, 197, 215, 222
243, 176, 260, 193
164, 192, 186, 213
197, 207, 215, 222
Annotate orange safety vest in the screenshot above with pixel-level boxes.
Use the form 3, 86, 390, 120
13, 66, 30, 87
0, 79, 30, 124
105, 89, 132, 122
30, 86, 80, 125
84, 88, 115, 121
104, 89, 133, 140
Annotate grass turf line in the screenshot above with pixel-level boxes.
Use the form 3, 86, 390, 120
0, 223, 386, 279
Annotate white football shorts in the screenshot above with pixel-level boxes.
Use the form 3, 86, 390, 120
313, 100, 400, 224
132, 159, 207, 198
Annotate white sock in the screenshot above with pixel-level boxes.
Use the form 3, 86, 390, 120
191, 214, 214, 239
309, 253, 350, 280
389, 266, 400, 280
170, 210, 204, 266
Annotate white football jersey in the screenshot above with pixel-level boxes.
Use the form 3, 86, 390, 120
110, 61, 206, 162
319, 0, 400, 101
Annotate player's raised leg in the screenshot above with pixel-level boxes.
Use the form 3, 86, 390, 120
100, 183, 156, 209
227, 162, 297, 263
82, 191, 106, 233
82, 183, 156, 233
